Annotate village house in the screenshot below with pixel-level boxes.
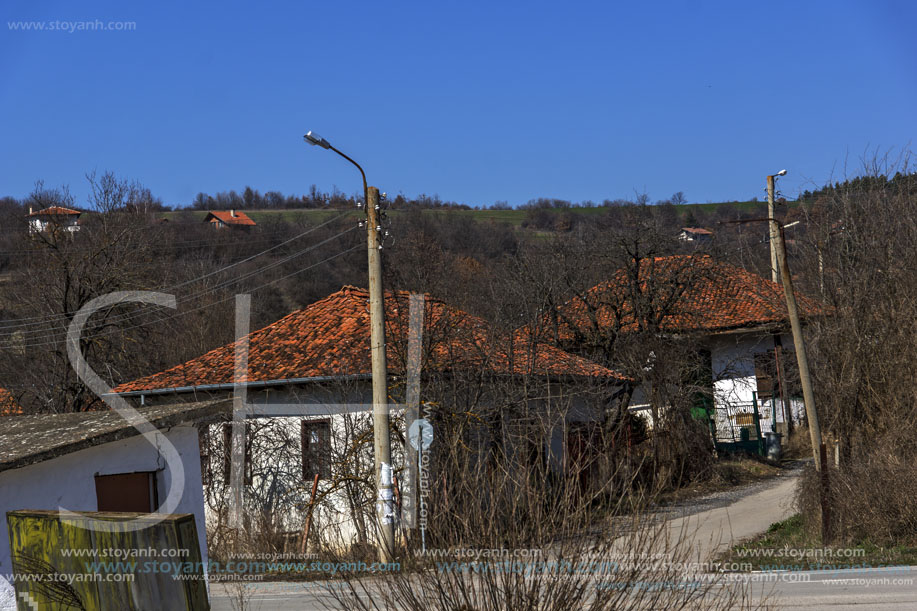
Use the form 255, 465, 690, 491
27, 206, 81, 234
110, 286, 625, 549
677, 226, 713, 244
203, 209, 256, 230
545, 255, 824, 449
0, 400, 227, 610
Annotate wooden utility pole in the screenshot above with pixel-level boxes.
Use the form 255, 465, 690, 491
773, 223, 823, 468
366, 186, 395, 562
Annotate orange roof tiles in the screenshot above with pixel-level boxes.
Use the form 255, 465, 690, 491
0, 388, 22, 416
548, 255, 824, 339
28, 206, 81, 216
205, 210, 256, 226
680, 227, 713, 235
113, 287, 624, 394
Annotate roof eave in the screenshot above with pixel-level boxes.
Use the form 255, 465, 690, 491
107, 373, 374, 397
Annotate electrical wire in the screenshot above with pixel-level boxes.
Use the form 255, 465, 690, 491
0, 224, 361, 345
9, 241, 364, 350
0, 213, 351, 331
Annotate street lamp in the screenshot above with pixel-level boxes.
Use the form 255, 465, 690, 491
767, 170, 788, 284
303, 130, 394, 562
303, 131, 367, 197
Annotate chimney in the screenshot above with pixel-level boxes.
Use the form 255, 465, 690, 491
28, 207, 33, 215
230, 209, 235, 217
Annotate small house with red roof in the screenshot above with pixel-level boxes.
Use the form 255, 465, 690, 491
678, 227, 713, 244
111, 287, 626, 549
204, 210, 256, 229
546, 255, 825, 447
27, 206, 81, 234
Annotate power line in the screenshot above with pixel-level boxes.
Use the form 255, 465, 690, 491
9, 241, 363, 350
0, 224, 360, 344
0, 213, 351, 331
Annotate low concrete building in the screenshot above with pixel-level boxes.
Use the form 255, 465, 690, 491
0, 400, 228, 609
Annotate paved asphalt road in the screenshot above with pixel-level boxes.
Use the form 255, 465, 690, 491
209, 467, 917, 609
662, 467, 801, 562
209, 566, 917, 610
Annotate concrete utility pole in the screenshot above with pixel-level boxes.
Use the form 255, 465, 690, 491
304, 131, 394, 561
773, 222, 823, 468
366, 185, 396, 561
766, 170, 786, 284
766, 171, 794, 435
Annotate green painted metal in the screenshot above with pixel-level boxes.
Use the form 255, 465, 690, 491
6, 510, 209, 610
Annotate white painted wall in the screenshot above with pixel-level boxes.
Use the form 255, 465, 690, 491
709, 331, 805, 438
196, 381, 610, 552
0, 424, 207, 608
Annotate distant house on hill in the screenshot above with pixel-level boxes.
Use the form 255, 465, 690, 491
678, 227, 713, 243
204, 210, 256, 229
27, 206, 81, 234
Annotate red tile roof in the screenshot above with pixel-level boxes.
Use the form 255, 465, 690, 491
547, 255, 824, 339
681, 227, 713, 235
0, 388, 22, 416
112, 287, 624, 394
28, 206, 81, 217
205, 210, 256, 226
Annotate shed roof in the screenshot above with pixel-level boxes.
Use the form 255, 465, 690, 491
0, 400, 230, 473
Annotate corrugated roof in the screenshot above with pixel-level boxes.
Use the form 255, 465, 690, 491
113, 287, 625, 395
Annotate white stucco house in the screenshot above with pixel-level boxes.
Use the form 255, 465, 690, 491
544, 255, 824, 450
27, 206, 81, 234
110, 287, 626, 551
0, 401, 227, 610
677, 227, 713, 244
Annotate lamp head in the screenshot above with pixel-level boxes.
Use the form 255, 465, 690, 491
303, 131, 332, 149
776, 169, 787, 177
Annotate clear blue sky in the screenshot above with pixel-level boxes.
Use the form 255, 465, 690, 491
2, 0, 915, 208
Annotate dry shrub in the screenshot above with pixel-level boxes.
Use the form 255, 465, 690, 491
796, 154, 917, 544
320, 387, 764, 610
797, 432, 917, 544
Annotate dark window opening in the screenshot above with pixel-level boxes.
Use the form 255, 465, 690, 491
302, 419, 332, 481
95, 472, 159, 513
